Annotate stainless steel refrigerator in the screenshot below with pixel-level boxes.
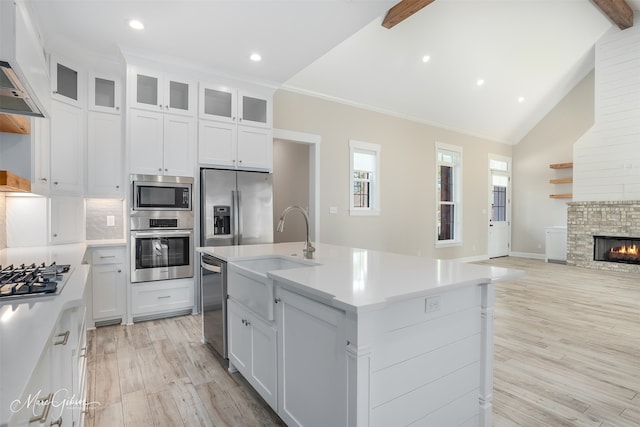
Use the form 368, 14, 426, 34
200, 168, 273, 359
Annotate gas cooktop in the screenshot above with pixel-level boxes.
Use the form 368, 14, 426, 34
0, 262, 71, 300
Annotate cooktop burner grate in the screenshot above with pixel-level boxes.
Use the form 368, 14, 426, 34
0, 262, 71, 300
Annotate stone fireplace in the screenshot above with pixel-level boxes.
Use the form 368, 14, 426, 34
567, 201, 640, 273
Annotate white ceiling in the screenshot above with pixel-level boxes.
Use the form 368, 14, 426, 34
25, 0, 640, 144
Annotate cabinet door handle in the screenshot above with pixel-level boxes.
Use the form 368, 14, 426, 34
50, 416, 63, 426
116, 185, 120, 189
274, 298, 281, 304
29, 393, 53, 423
79, 347, 88, 358
100, 255, 116, 259
53, 181, 59, 185
117, 269, 122, 273
54, 331, 70, 346
40, 177, 47, 182
158, 295, 171, 299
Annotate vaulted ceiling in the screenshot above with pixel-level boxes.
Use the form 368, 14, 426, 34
25, 0, 640, 144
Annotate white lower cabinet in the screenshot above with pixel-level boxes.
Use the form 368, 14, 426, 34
10, 304, 87, 427
131, 278, 194, 321
227, 298, 278, 410
275, 288, 347, 427
89, 247, 125, 325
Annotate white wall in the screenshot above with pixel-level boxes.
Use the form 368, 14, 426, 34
512, 72, 595, 255
574, 26, 640, 201
274, 90, 511, 259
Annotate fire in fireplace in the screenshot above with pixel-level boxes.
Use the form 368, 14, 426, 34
593, 236, 640, 265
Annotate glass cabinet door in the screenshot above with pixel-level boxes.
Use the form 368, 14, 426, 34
50, 56, 83, 107
136, 73, 159, 108
57, 64, 78, 101
199, 85, 236, 123
238, 91, 271, 128
89, 73, 121, 114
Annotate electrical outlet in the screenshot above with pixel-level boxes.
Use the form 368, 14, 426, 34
425, 296, 441, 313
106, 215, 115, 226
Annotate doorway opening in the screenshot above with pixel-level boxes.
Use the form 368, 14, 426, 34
272, 129, 320, 243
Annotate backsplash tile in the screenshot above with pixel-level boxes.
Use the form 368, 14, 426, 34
86, 199, 124, 240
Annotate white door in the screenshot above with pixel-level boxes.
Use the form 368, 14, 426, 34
129, 109, 164, 175
50, 100, 84, 195
488, 171, 510, 258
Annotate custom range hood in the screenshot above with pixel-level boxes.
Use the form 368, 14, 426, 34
0, 0, 50, 118
0, 61, 44, 117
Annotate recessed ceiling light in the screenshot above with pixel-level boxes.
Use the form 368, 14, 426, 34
518, 96, 525, 103
250, 53, 262, 62
422, 55, 430, 63
476, 79, 485, 87
129, 19, 144, 30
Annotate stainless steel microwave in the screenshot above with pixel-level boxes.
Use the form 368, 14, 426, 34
131, 174, 193, 211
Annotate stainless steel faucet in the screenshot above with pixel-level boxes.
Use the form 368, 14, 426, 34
276, 206, 315, 259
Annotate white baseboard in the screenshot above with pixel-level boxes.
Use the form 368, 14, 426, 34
509, 251, 545, 260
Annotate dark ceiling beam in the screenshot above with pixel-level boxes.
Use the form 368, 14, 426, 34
592, 0, 634, 30
382, 0, 436, 29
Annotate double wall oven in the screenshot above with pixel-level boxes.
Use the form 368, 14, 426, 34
130, 174, 194, 283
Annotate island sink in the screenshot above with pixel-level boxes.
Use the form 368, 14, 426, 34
232, 255, 318, 277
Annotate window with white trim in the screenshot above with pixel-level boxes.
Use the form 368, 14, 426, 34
349, 139, 380, 216
436, 142, 462, 245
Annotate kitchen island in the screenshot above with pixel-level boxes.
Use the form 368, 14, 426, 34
198, 242, 523, 427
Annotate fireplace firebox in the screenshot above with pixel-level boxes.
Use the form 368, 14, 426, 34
593, 236, 640, 265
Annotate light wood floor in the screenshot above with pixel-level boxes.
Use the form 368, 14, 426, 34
85, 258, 640, 426
475, 257, 640, 427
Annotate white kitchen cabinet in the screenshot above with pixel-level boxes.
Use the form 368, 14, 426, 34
129, 67, 196, 116
90, 247, 126, 325
131, 278, 194, 321
276, 287, 347, 427
50, 55, 85, 108
129, 109, 195, 177
88, 72, 121, 114
198, 83, 273, 171
87, 111, 123, 197
227, 298, 278, 410
9, 344, 52, 426
9, 304, 87, 427
31, 116, 50, 196
50, 100, 84, 195
50, 196, 85, 244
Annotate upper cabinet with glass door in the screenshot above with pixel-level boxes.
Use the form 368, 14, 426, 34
199, 83, 271, 128
50, 55, 85, 108
88, 72, 121, 114
129, 67, 195, 116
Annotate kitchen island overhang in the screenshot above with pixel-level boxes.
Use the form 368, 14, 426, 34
197, 242, 524, 427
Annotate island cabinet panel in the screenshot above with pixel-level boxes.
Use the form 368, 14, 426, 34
276, 288, 347, 427
227, 298, 278, 410
371, 305, 481, 371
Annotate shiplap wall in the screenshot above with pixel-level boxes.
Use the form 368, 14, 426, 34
573, 26, 640, 201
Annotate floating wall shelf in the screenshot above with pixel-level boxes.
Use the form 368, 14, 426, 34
549, 162, 573, 199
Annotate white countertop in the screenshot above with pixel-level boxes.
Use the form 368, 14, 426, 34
0, 243, 91, 425
198, 242, 523, 312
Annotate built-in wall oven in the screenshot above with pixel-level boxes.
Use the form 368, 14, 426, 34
130, 175, 194, 283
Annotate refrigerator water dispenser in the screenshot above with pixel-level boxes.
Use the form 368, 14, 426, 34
213, 205, 231, 235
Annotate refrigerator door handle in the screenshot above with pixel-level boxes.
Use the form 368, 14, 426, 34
237, 191, 243, 245
232, 190, 239, 245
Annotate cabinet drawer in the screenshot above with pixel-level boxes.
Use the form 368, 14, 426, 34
91, 247, 125, 264
132, 280, 194, 316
